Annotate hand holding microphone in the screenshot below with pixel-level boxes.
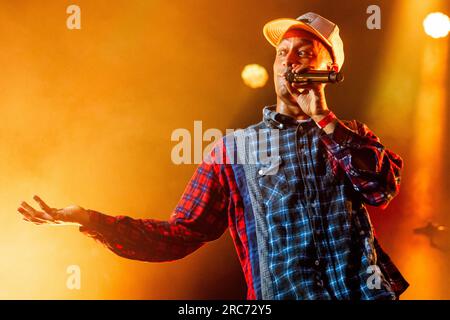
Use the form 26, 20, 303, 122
280, 66, 336, 119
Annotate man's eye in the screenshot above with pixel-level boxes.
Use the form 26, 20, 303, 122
298, 50, 313, 57
277, 49, 287, 56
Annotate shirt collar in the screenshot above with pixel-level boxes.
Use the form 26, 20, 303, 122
262, 105, 314, 129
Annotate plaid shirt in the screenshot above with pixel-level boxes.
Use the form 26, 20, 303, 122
80, 105, 408, 299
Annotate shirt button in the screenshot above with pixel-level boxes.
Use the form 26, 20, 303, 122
258, 169, 264, 175
314, 260, 320, 266
316, 280, 324, 287
360, 230, 365, 236
315, 230, 321, 236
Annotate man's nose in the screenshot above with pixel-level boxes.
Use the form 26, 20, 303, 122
282, 51, 300, 68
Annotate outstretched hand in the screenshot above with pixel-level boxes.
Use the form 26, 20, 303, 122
18, 195, 89, 226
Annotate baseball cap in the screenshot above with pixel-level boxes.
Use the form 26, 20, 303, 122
263, 12, 344, 71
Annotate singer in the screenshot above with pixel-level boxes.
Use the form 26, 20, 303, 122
18, 12, 408, 300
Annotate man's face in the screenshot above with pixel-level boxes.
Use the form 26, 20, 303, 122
273, 29, 332, 105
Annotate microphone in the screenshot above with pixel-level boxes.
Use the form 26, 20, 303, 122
285, 69, 344, 84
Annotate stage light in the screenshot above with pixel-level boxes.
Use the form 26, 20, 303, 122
423, 12, 450, 38
241, 64, 268, 88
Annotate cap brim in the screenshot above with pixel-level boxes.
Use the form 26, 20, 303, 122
263, 18, 332, 49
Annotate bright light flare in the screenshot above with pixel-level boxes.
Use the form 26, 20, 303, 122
241, 64, 269, 88
423, 12, 450, 39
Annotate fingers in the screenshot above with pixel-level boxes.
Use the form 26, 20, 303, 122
287, 65, 323, 91
18, 207, 46, 225
19, 201, 54, 222
33, 195, 53, 214
291, 81, 323, 96
283, 67, 311, 96
284, 81, 299, 99
291, 65, 307, 74
21, 201, 39, 215
291, 82, 310, 92
282, 77, 301, 99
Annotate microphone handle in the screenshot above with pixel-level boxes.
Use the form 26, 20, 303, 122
286, 70, 344, 84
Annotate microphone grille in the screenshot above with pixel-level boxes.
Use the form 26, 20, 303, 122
330, 72, 344, 83
285, 71, 296, 82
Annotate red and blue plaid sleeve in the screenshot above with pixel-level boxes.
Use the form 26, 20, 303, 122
320, 119, 403, 209
79, 157, 229, 262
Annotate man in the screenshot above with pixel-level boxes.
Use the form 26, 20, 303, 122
18, 12, 408, 299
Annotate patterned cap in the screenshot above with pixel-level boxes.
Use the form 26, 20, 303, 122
263, 12, 344, 71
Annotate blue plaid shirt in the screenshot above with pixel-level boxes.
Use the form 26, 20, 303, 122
219, 105, 405, 299
80, 105, 408, 300
246, 106, 394, 299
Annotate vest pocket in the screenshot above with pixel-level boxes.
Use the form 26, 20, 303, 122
257, 156, 291, 205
